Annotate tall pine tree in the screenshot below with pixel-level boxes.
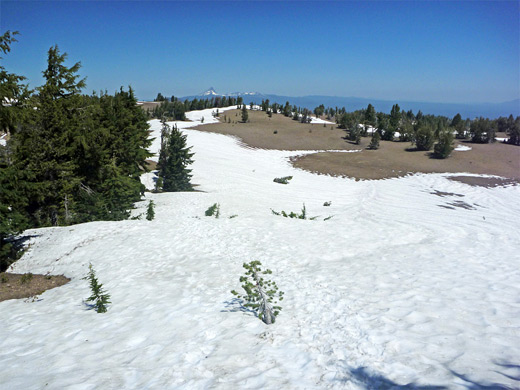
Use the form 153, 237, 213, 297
157, 122, 194, 192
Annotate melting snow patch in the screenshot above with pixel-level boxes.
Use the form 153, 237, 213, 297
454, 145, 472, 151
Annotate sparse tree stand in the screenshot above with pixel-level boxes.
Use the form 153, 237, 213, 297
231, 261, 284, 325
241, 105, 248, 123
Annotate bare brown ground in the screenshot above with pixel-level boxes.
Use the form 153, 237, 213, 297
0, 273, 70, 302
193, 109, 520, 184
193, 109, 359, 151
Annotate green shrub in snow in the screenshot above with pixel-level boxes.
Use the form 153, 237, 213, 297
231, 261, 283, 325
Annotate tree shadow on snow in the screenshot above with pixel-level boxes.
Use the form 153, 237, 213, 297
221, 298, 256, 317
343, 366, 517, 390
344, 367, 446, 390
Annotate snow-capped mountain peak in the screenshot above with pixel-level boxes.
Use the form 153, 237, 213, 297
201, 87, 218, 96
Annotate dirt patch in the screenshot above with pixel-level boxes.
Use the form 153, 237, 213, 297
447, 176, 520, 188
0, 272, 70, 302
193, 109, 357, 151
194, 109, 520, 181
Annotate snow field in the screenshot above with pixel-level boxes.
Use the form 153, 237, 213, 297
1, 107, 519, 389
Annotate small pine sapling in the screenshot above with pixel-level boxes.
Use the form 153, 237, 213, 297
205, 203, 220, 218
146, 200, 155, 221
83, 263, 111, 313
231, 261, 284, 325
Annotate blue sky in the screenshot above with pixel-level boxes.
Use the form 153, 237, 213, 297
1, 1, 519, 103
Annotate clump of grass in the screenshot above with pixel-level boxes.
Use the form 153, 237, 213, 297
229, 214, 238, 219
273, 176, 293, 184
0, 273, 8, 283
205, 203, 220, 218
20, 273, 33, 285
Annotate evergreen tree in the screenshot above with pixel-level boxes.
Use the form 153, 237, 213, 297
146, 200, 155, 221
0, 31, 30, 270
433, 129, 454, 159
364, 103, 376, 128
470, 117, 495, 143
507, 116, 520, 146
414, 124, 435, 151
158, 123, 194, 192
367, 131, 380, 150
13, 45, 86, 226
241, 104, 248, 123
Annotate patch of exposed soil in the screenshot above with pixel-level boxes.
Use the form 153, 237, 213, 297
0, 273, 70, 302
193, 109, 520, 181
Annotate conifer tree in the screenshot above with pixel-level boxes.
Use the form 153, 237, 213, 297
241, 105, 248, 123
0, 31, 30, 270
158, 123, 194, 192
364, 103, 376, 128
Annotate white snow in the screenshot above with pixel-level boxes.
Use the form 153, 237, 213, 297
495, 137, 509, 143
2, 107, 519, 389
454, 145, 472, 151
310, 117, 334, 125
0, 134, 6, 146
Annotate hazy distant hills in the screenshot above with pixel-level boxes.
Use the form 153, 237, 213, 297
177, 88, 519, 119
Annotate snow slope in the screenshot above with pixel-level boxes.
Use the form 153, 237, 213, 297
1, 107, 519, 389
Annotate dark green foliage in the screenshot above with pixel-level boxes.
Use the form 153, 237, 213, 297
157, 122, 194, 192
451, 113, 466, 138
414, 124, 435, 151
1, 36, 153, 269
470, 117, 496, 143
323, 201, 331, 206
386, 103, 401, 140
83, 263, 111, 313
231, 260, 284, 324
367, 131, 380, 150
146, 200, 155, 221
273, 176, 292, 184
205, 203, 220, 218
0, 31, 31, 136
0, 32, 30, 269
433, 130, 454, 159
241, 105, 248, 123
507, 116, 520, 145
271, 204, 317, 220
364, 104, 376, 128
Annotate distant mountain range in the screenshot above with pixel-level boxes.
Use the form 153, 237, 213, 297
178, 88, 519, 119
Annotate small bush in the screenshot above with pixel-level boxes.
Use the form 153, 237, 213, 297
273, 130, 278, 134
231, 260, 284, 325
271, 203, 310, 219
20, 273, 33, 285
323, 201, 331, 207
146, 200, 155, 221
1, 273, 8, 283
205, 203, 220, 218
83, 263, 111, 313
273, 176, 293, 184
